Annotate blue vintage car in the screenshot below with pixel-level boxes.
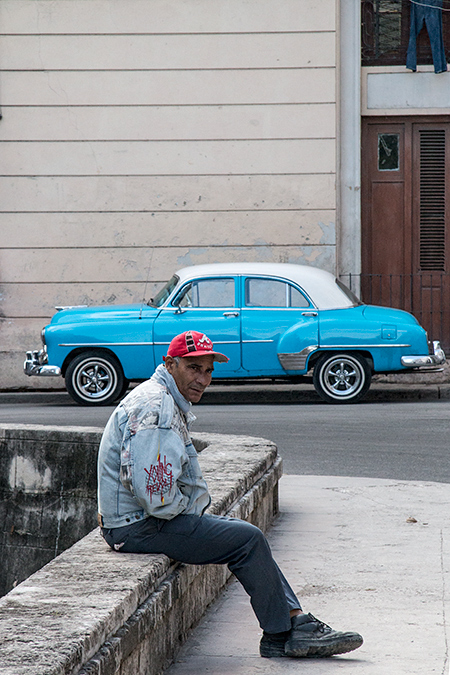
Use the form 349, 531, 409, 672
24, 262, 446, 405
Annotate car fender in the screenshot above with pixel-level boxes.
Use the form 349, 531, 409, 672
44, 305, 161, 381
319, 305, 429, 372
276, 316, 319, 372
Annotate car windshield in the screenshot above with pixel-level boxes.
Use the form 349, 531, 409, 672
335, 279, 363, 306
148, 275, 179, 307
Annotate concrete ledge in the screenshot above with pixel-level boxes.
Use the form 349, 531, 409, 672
0, 424, 104, 595
0, 431, 282, 675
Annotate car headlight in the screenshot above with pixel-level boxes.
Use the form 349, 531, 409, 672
41, 327, 46, 346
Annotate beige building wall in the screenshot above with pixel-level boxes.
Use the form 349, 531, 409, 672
0, 0, 337, 389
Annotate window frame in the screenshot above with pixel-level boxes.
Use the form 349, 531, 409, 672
171, 276, 237, 309
243, 276, 312, 309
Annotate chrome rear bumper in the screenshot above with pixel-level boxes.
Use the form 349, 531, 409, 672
401, 341, 446, 370
24, 350, 61, 377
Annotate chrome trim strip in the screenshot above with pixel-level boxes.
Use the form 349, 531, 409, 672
55, 305, 88, 312
162, 306, 315, 312
242, 339, 274, 344
320, 344, 411, 349
241, 307, 313, 311
153, 340, 239, 346
59, 341, 240, 347
278, 345, 318, 370
58, 342, 155, 347
159, 307, 238, 312
58, 341, 413, 350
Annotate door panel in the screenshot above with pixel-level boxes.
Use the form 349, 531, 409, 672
240, 276, 318, 374
370, 182, 405, 274
153, 277, 242, 374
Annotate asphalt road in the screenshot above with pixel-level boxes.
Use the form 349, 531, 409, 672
1, 390, 449, 483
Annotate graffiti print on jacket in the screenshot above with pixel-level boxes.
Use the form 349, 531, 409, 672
145, 453, 174, 504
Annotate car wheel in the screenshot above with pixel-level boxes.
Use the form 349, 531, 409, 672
313, 353, 372, 404
117, 378, 131, 399
65, 351, 126, 406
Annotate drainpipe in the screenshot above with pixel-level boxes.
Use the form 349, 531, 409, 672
337, 0, 361, 296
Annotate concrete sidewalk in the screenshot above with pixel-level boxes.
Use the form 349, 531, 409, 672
165, 475, 450, 675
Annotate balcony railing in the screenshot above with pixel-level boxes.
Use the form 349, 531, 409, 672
361, 0, 450, 67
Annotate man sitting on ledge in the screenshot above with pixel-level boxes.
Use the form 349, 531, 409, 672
97, 330, 363, 659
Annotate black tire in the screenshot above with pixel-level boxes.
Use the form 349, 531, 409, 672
313, 352, 372, 404
65, 351, 126, 406
117, 378, 131, 400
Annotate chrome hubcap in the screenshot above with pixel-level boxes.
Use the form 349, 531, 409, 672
74, 359, 117, 400
321, 357, 363, 398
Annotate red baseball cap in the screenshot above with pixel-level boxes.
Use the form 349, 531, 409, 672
164, 330, 229, 363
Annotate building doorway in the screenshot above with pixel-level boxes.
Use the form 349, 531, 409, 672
361, 116, 450, 351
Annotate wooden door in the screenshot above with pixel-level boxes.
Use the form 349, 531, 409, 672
361, 117, 450, 350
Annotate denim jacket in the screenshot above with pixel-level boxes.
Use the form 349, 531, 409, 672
97, 364, 211, 528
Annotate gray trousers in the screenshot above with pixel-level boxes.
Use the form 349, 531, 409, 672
101, 512, 301, 633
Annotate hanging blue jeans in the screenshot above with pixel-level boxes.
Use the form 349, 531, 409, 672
406, 0, 447, 74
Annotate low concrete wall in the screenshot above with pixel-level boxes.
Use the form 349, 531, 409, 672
0, 426, 282, 675
0, 424, 102, 596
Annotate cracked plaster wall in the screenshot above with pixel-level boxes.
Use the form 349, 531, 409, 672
0, 0, 338, 389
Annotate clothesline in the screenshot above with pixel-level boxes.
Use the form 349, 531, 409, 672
409, 0, 450, 11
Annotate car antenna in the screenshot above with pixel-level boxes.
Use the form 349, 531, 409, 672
139, 251, 153, 320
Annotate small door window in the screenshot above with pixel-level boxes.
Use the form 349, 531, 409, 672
245, 278, 309, 308
378, 133, 400, 171
175, 278, 235, 308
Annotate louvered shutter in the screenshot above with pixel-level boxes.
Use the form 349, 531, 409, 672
419, 129, 446, 271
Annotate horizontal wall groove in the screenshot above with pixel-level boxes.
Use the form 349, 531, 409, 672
0, 30, 336, 37
0, 208, 333, 215
0, 102, 335, 108
0, 138, 336, 143
0, 243, 333, 251
0, 281, 155, 284
1, 66, 336, 73
0, 282, 149, 286
0, 173, 335, 178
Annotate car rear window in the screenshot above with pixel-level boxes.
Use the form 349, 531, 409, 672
335, 279, 362, 306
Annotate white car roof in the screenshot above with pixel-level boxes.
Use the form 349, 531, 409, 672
175, 263, 356, 310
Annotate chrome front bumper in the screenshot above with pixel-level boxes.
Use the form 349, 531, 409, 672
401, 341, 446, 370
24, 349, 61, 377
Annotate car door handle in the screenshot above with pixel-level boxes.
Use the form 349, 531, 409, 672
301, 311, 318, 317
223, 311, 239, 317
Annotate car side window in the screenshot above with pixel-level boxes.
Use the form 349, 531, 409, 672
289, 285, 310, 307
175, 278, 235, 308
245, 278, 309, 308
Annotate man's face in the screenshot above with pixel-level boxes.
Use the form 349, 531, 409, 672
165, 354, 215, 403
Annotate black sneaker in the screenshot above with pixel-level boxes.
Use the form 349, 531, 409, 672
259, 630, 289, 658
284, 613, 363, 658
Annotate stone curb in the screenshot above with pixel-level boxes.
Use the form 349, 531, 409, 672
198, 382, 450, 404
1, 381, 450, 406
